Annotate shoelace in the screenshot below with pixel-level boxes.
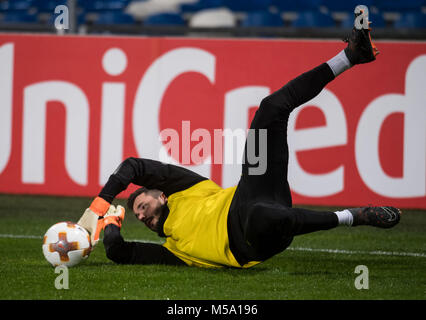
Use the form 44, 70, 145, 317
381, 207, 398, 222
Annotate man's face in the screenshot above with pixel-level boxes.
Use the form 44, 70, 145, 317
133, 192, 167, 233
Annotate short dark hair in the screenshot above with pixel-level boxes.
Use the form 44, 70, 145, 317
127, 187, 163, 212
127, 187, 149, 212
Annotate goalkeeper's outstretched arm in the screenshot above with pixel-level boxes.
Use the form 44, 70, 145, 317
100, 157, 208, 203
78, 157, 207, 247
103, 224, 186, 266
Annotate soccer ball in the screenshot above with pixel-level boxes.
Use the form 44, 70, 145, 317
42, 222, 92, 267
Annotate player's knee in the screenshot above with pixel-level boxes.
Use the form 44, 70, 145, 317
259, 96, 278, 112
258, 94, 291, 120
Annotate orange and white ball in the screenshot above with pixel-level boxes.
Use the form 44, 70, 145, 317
42, 222, 91, 267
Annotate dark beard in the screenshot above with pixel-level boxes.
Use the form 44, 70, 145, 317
154, 204, 169, 237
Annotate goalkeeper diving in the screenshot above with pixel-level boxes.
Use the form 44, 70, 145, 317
77, 10, 401, 268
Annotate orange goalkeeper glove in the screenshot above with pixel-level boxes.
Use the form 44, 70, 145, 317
103, 205, 126, 229
77, 197, 110, 247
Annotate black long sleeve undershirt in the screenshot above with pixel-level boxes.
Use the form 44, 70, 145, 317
99, 157, 208, 203
99, 157, 206, 265
103, 224, 186, 266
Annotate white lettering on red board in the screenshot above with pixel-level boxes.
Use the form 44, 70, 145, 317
0, 42, 425, 199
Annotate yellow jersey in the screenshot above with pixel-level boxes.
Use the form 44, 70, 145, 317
162, 180, 260, 268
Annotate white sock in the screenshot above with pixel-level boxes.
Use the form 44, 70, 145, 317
326, 50, 352, 77
334, 209, 353, 226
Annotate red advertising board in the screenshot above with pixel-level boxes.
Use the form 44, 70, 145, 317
0, 33, 425, 208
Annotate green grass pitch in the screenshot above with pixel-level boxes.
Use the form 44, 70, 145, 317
0, 193, 425, 300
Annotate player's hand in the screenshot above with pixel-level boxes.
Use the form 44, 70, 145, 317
77, 197, 110, 247
103, 205, 126, 229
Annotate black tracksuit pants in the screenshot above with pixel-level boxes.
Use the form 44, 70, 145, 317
228, 63, 340, 265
